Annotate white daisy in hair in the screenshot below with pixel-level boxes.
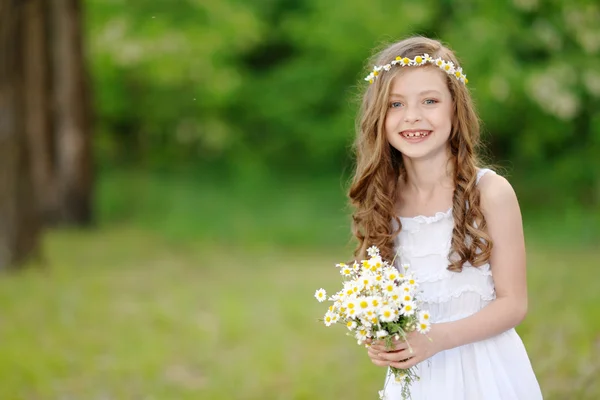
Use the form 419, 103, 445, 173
413, 55, 427, 65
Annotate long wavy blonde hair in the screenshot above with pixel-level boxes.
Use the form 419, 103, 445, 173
348, 36, 492, 272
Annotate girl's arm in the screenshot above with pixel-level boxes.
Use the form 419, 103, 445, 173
434, 172, 529, 350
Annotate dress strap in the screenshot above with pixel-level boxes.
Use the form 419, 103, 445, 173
476, 168, 495, 185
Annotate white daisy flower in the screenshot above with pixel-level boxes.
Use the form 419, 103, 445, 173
368, 255, 383, 270
402, 301, 416, 316
346, 320, 357, 331
367, 245, 380, 257
406, 276, 418, 287
357, 296, 372, 314
402, 293, 413, 303
370, 296, 383, 309
323, 311, 335, 326
358, 275, 373, 291
344, 297, 358, 317
314, 288, 327, 302
434, 58, 444, 68
441, 61, 455, 75
382, 281, 396, 295
383, 64, 392, 71
424, 53, 433, 62
414, 55, 426, 65
419, 310, 431, 323
340, 265, 353, 277
376, 329, 389, 339
400, 57, 411, 66
399, 283, 412, 294
379, 305, 396, 322
355, 327, 370, 341
416, 320, 431, 333
385, 268, 400, 281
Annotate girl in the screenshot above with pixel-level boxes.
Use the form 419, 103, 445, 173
349, 36, 543, 399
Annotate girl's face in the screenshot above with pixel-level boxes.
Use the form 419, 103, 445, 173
384, 66, 453, 161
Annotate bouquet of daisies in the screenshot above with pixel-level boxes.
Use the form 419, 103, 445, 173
314, 245, 431, 399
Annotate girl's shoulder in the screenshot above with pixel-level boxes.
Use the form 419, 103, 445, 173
477, 169, 521, 219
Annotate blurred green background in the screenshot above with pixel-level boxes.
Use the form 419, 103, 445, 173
2, 0, 600, 399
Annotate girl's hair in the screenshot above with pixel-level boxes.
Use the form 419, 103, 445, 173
348, 36, 492, 272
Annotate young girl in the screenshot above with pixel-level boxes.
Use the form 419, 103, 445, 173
349, 36, 543, 399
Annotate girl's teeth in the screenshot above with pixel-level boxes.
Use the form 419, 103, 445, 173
404, 131, 429, 138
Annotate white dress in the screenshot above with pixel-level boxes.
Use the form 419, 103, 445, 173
383, 169, 543, 400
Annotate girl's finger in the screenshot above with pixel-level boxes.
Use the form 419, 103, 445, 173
377, 348, 415, 362
390, 356, 418, 369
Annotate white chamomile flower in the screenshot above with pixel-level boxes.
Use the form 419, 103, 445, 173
399, 283, 412, 294
370, 296, 383, 309
434, 58, 444, 68
364, 72, 374, 82
383, 64, 391, 71
401, 263, 410, 272
335, 262, 346, 269
358, 275, 373, 291
376, 329, 389, 339
402, 301, 416, 316
417, 320, 431, 333
331, 313, 339, 324
400, 57, 411, 66
402, 293, 413, 303
355, 327, 370, 341
442, 61, 455, 75
453, 67, 463, 80
367, 245, 380, 257
385, 268, 400, 281
379, 305, 396, 323
414, 55, 426, 65
368, 255, 383, 270
424, 53, 433, 62
382, 281, 395, 294
419, 311, 431, 323
314, 288, 327, 302
357, 296, 371, 314
346, 320, 357, 331
323, 311, 335, 327
352, 261, 361, 272
344, 298, 358, 316
406, 276, 417, 287
340, 265, 353, 277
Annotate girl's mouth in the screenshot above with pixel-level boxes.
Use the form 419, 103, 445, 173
400, 130, 432, 140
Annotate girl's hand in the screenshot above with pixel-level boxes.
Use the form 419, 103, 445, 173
366, 326, 444, 369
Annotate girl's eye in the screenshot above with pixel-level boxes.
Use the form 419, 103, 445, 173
424, 99, 438, 105
390, 101, 403, 108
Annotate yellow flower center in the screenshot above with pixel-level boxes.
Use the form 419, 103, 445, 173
402, 57, 410, 64
360, 301, 369, 309
415, 56, 423, 64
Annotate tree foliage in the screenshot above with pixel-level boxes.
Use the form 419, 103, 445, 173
87, 0, 600, 206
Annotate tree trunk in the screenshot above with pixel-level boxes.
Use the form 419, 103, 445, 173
0, 0, 41, 270
23, 0, 59, 223
49, 0, 93, 225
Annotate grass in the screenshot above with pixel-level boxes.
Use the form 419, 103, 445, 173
0, 171, 599, 399
0, 227, 598, 399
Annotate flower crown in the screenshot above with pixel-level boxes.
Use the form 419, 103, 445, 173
364, 53, 468, 85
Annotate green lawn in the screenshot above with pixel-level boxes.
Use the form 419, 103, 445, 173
1, 226, 598, 399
